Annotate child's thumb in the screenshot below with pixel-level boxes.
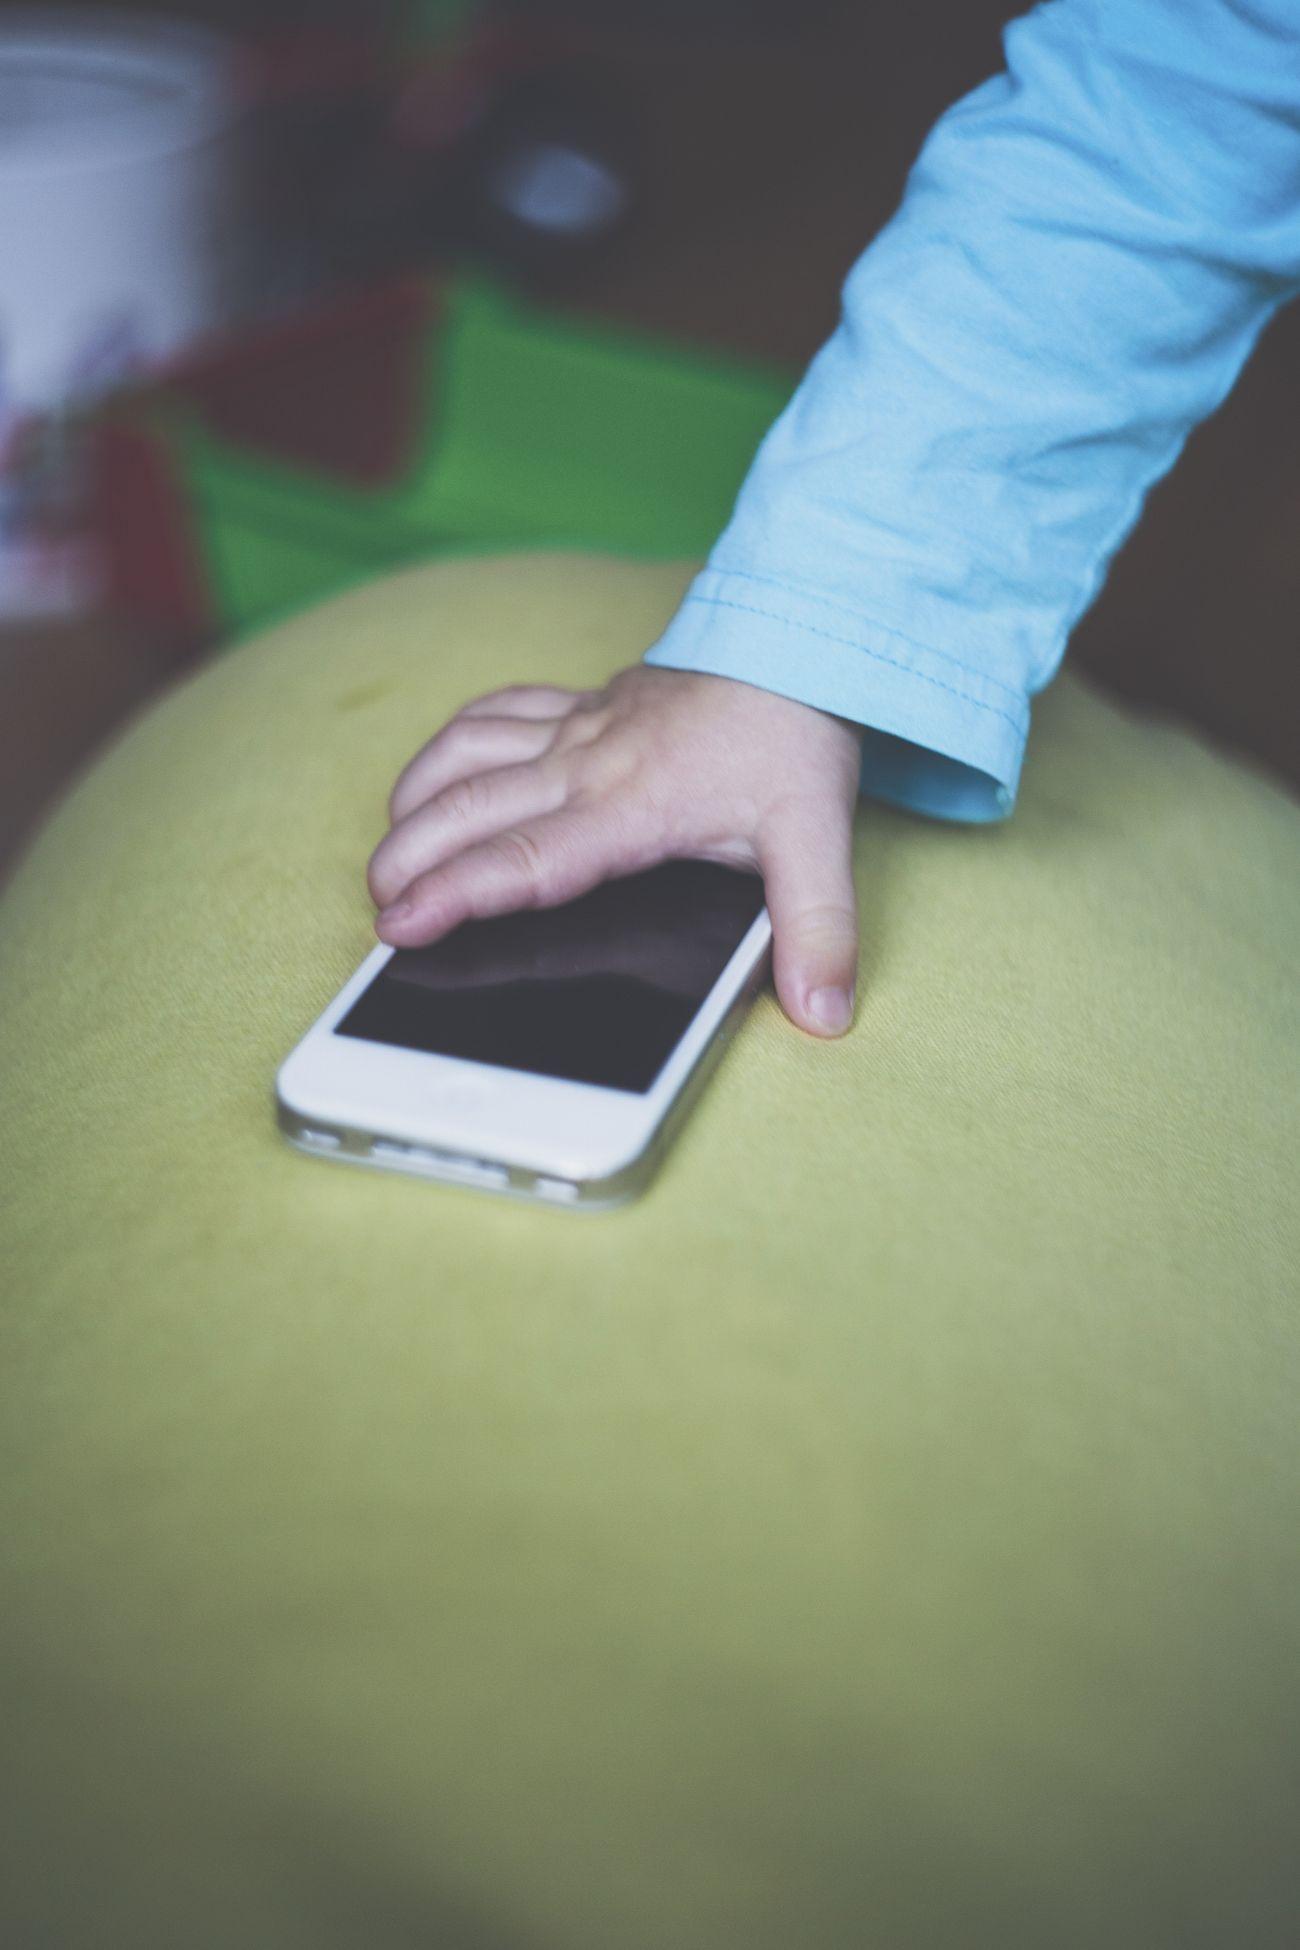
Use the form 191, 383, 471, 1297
759, 798, 860, 1037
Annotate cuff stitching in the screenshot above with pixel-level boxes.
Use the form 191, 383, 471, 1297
702, 566, 1026, 706
686, 593, 1028, 736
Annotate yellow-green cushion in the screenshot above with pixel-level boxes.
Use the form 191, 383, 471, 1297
2, 554, 1297, 1949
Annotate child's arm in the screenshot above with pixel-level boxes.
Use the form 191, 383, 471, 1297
371, 0, 1300, 1036
645, 0, 1300, 822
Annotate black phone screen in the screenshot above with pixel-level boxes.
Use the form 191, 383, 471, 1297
335, 860, 767, 1095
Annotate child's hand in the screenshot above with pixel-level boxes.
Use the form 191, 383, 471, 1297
367, 664, 864, 1036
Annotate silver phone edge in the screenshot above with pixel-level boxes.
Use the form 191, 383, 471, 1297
274, 940, 772, 1213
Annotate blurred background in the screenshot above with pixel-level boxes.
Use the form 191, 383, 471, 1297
2, 0, 1296, 886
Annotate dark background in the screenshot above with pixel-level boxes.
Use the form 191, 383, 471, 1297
3, 0, 1296, 884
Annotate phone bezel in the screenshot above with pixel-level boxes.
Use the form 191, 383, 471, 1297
275, 903, 772, 1197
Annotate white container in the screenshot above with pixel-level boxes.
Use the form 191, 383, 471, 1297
0, 9, 242, 416
0, 11, 243, 616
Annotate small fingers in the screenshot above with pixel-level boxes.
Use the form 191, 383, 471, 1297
370, 758, 568, 910
374, 807, 643, 949
457, 684, 595, 721
388, 713, 558, 826
759, 796, 860, 1038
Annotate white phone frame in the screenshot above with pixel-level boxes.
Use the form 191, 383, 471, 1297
275, 905, 772, 1211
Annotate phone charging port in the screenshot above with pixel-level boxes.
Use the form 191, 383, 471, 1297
371, 1140, 507, 1190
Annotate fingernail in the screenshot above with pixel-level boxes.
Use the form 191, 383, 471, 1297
808, 985, 853, 1034
378, 900, 413, 926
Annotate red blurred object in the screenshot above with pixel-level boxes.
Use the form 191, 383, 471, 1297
150, 276, 438, 485
94, 421, 209, 636
96, 276, 442, 635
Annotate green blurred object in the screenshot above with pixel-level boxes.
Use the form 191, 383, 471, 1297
169, 276, 794, 638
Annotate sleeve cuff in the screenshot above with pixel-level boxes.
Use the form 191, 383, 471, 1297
642, 569, 1028, 823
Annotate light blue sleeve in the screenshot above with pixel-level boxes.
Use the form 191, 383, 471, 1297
642, 0, 1300, 822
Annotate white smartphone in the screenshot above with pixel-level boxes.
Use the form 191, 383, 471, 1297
275, 860, 772, 1211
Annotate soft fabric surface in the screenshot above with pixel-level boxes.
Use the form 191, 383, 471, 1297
1, 554, 1297, 1949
